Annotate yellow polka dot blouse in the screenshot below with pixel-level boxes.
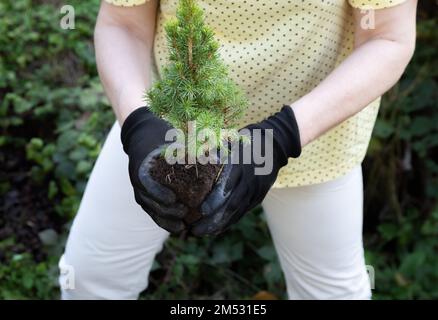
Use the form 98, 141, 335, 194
105, 0, 407, 188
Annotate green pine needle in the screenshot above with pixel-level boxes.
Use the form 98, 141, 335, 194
145, 0, 248, 156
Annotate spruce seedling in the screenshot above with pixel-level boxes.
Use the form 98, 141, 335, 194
145, 0, 248, 224
146, 0, 248, 157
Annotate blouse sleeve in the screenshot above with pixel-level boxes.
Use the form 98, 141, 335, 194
348, 0, 408, 10
104, 0, 149, 7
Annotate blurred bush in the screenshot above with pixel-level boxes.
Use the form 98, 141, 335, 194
0, 0, 436, 299
362, 7, 438, 298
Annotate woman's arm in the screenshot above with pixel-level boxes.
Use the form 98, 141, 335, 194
94, 0, 158, 124
290, 0, 417, 147
95, 1, 189, 233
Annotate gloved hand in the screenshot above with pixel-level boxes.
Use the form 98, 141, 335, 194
191, 105, 301, 236
121, 107, 187, 233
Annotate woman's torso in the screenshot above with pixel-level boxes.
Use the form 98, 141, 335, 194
151, 0, 380, 187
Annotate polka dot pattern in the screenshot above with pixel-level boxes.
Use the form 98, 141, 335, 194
348, 0, 407, 10
105, 0, 407, 188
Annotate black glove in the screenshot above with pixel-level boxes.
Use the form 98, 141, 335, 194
191, 105, 301, 236
121, 107, 187, 233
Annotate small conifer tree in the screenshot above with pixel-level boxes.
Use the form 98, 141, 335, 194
146, 0, 248, 157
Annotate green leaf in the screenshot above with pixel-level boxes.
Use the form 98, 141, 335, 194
378, 223, 399, 241
257, 245, 277, 262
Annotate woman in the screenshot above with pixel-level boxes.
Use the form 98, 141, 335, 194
59, 0, 417, 299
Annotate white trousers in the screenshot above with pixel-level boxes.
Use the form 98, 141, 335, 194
59, 123, 371, 300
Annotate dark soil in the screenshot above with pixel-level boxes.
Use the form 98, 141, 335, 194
0, 146, 64, 263
150, 156, 221, 225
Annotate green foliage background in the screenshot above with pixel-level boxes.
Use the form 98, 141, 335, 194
0, 0, 437, 299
